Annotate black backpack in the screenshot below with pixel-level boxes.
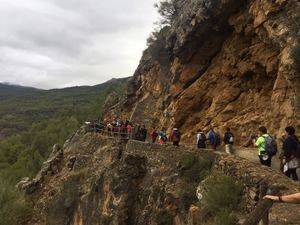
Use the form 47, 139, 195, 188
264, 135, 278, 157
215, 134, 221, 146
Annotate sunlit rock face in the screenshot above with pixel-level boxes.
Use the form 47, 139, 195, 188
110, 0, 299, 144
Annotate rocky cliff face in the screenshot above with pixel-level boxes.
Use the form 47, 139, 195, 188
110, 0, 300, 143
21, 127, 300, 225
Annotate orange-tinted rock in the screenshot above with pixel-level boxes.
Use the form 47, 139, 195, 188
106, 0, 300, 144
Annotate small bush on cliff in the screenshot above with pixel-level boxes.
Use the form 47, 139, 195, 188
177, 153, 213, 210
0, 180, 32, 225
213, 209, 238, 225
203, 174, 243, 213
179, 153, 213, 183
200, 174, 243, 225
154, 0, 181, 26
178, 182, 199, 210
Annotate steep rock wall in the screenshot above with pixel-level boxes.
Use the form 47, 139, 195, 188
111, 0, 300, 143
23, 130, 300, 225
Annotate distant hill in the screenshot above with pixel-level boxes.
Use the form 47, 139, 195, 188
0, 77, 130, 138
0, 83, 40, 96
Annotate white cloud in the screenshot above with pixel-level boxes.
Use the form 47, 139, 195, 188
0, 0, 158, 89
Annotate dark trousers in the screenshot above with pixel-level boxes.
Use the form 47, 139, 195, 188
285, 169, 299, 181
173, 141, 179, 146
259, 155, 272, 167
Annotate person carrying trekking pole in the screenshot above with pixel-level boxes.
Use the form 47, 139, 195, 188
253, 126, 277, 167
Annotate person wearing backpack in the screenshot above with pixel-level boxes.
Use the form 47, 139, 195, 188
254, 126, 277, 167
214, 130, 221, 150
139, 125, 148, 142
208, 128, 217, 150
150, 127, 159, 143
196, 129, 207, 149
282, 126, 300, 181
170, 128, 181, 146
223, 127, 234, 154
158, 130, 167, 145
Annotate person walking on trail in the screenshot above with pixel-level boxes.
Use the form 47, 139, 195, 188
208, 128, 217, 150
264, 192, 300, 204
139, 125, 148, 142
215, 130, 221, 150
282, 126, 300, 181
170, 128, 181, 146
253, 126, 277, 167
158, 130, 167, 145
151, 127, 158, 143
224, 127, 234, 154
133, 124, 141, 140
126, 123, 133, 139
196, 129, 207, 149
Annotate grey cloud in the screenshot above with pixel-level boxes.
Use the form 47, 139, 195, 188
0, 0, 158, 89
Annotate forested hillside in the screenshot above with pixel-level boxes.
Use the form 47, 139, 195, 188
0, 78, 129, 224
0, 78, 128, 139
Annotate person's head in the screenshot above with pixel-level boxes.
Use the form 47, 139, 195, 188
285, 126, 295, 136
226, 127, 231, 132
258, 126, 267, 135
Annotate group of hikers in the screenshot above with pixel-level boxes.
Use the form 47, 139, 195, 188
197, 125, 300, 182
89, 119, 300, 182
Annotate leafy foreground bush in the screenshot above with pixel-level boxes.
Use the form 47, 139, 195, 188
178, 153, 214, 210
0, 179, 32, 225
202, 174, 244, 225
179, 153, 213, 183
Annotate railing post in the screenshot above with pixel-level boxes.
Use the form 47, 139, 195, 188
242, 185, 279, 225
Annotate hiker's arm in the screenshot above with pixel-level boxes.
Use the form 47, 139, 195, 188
264, 193, 300, 204
254, 137, 262, 147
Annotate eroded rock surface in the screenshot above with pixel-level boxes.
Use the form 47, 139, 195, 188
22, 132, 300, 225
108, 0, 300, 144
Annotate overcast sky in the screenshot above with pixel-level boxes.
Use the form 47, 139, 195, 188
0, 0, 158, 89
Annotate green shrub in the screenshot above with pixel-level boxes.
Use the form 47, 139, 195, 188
0, 179, 32, 225
202, 175, 243, 215
155, 209, 173, 225
179, 153, 213, 183
178, 182, 198, 210
213, 209, 238, 225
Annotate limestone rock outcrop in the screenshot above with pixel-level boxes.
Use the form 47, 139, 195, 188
109, 0, 300, 144
21, 132, 300, 225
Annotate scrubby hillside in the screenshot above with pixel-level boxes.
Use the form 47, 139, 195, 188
108, 0, 300, 144
0, 78, 128, 139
